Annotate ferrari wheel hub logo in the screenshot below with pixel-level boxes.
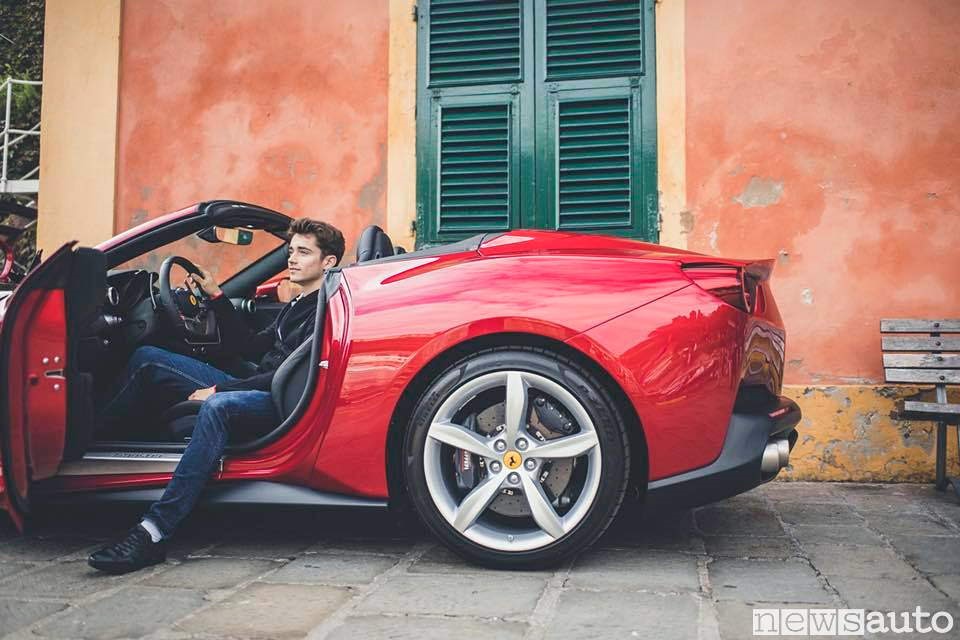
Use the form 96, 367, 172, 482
503, 450, 522, 469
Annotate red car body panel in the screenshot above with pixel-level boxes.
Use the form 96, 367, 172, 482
1, 204, 791, 525
311, 246, 695, 497
0, 246, 73, 528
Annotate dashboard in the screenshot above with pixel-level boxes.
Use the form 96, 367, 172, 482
105, 269, 157, 314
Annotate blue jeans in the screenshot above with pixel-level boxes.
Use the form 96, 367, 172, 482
102, 347, 278, 538
101, 346, 238, 424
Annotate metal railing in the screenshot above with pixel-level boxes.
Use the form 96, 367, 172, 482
1, 78, 42, 196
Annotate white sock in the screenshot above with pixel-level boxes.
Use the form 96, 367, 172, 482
140, 518, 163, 543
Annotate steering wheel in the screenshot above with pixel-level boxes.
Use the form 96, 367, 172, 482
158, 256, 219, 341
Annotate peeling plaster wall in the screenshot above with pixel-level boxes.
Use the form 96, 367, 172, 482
685, 0, 960, 385
115, 0, 389, 277
683, 2, 960, 481
782, 386, 960, 482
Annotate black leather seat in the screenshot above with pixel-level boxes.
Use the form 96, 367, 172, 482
162, 337, 315, 441
355, 225, 394, 262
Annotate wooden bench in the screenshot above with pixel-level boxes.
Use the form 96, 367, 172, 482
882, 319, 960, 497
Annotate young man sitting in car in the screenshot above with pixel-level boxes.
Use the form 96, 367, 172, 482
88, 217, 345, 574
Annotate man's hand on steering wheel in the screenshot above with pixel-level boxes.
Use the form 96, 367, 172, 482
158, 256, 220, 342
186, 265, 222, 299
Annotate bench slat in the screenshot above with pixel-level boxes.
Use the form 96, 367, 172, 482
883, 353, 960, 368
881, 319, 960, 333
903, 401, 960, 415
881, 336, 960, 352
885, 369, 960, 383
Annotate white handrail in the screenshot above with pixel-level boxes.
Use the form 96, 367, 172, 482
0, 79, 42, 89
1, 77, 42, 195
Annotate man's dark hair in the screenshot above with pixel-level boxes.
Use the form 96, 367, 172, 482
287, 218, 345, 265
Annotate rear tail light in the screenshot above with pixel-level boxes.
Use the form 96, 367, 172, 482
682, 264, 750, 312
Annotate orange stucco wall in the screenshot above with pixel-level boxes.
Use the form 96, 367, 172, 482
684, 0, 960, 386
115, 0, 389, 276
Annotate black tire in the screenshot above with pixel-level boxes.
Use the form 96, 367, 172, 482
403, 346, 630, 569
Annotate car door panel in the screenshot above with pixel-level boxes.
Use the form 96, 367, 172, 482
0, 244, 73, 530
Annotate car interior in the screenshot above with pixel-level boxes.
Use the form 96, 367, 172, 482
58, 202, 407, 462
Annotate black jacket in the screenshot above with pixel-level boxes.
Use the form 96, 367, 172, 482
209, 289, 318, 392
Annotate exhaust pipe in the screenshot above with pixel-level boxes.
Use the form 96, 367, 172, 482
761, 438, 791, 474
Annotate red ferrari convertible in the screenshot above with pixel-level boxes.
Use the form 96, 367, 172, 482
0, 201, 799, 567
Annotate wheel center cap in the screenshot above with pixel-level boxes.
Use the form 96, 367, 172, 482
503, 450, 522, 469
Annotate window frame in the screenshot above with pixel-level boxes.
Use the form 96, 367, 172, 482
416, 0, 657, 247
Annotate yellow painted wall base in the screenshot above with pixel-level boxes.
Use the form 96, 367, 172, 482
779, 385, 960, 482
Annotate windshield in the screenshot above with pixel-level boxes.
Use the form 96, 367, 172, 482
115, 230, 285, 283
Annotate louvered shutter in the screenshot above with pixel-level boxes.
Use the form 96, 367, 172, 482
438, 104, 512, 232
416, 0, 657, 246
557, 98, 631, 229
537, 0, 656, 239
546, 0, 643, 80
429, 0, 522, 86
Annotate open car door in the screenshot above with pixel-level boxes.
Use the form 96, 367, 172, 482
0, 243, 75, 530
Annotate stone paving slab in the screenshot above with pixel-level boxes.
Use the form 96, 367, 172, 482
0, 482, 957, 639
717, 600, 845, 640
326, 614, 529, 640
884, 534, 960, 575
357, 572, 547, 620
866, 512, 958, 537
777, 501, 864, 525
0, 561, 127, 599
929, 573, 960, 602
199, 535, 317, 560
567, 548, 700, 592
0, 562, 34, 581
704, 535, 798, 559
175, 582, 351, 639
0, 598, 68, 637
790, 522, 887, 546
34, 586, 206, 640
696, 504, 785, 537
803, 543, 918, 580
600, 509, 708, 553
143, 557, 283, 590
709, 558, 833, 604
263, 552, 400, 586
0, 537, 98, 562
828, 575, 958, 614
544, 589, 701, 640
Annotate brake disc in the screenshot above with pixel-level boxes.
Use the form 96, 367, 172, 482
474, 395, 577, 518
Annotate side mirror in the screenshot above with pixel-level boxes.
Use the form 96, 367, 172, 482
197, 226, 254, 245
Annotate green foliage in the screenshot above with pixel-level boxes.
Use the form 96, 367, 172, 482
0, 0, 44, 272
1, 0, 44, 175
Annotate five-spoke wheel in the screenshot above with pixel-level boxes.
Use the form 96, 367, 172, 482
405, 347, 630, 568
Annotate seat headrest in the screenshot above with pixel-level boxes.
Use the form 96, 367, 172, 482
355, 225, 394, 263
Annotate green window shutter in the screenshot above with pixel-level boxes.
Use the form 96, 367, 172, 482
557, 97, 631, 229
545, 0, 643, 81
416, 0, 657, 247
429, 0, 522, 87
439, 104, 512, 233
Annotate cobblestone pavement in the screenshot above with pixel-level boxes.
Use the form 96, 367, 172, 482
0, 482, 958, 639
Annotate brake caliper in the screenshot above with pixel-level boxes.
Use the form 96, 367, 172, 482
454, 413, 479, 492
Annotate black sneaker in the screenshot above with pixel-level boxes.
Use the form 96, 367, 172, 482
88, 524, 167, 574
